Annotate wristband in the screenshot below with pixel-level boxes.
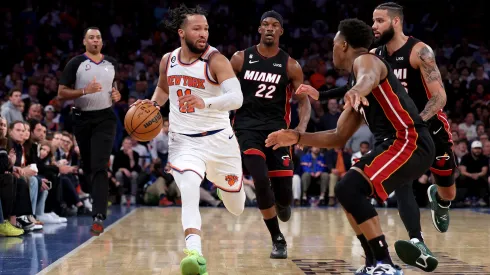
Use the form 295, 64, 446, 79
82, 89, 86, 95
152, 100, 160, 107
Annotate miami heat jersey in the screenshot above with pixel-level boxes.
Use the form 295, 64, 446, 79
375, 37, 427, 114
166, 45, 231, 134
234, 46, 292, 131
350, 54, 426, 142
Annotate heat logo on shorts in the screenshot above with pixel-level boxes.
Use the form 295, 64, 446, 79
143, 112, 162, 128
435, 153, 450, 167
282, 155, 290, 167
225, 175, 239, 186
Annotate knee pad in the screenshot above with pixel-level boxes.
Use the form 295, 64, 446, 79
335, 170, 377, 224
220, 188, 246, 216
271, 177, 293, 207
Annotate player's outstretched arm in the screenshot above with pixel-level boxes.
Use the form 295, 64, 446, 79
412, 43, 447, 121
151, 53, 171, 107
296, 84, 349, 101
265, 105, 362, 150
343, 54, 386, 110
288, 58, 311, 132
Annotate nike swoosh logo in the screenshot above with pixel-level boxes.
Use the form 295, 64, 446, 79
171, 64, 178, 68
433, 127, 442, 135
249, 60, 259, 64
229, 134, 234, 139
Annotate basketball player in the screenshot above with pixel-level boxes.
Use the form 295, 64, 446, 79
266, 18, 435, 275
134, 5, 245, 275
230, 10, 311, 259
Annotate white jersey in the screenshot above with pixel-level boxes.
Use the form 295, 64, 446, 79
166, 45, 230, 134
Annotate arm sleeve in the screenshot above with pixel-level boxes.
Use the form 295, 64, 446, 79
318, 85, 349, 100
202, 77, 243, 111
59, 56, 83, 87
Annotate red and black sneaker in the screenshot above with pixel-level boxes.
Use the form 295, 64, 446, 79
90, 215, 105, 236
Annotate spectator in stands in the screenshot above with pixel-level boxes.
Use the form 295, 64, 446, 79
113, 137, 141, 205
324, 148, 351, 206
43, 105, 59, 132
25, 103, 43, 121
458, 140, 489, 206
459, 113, 477, 141
345, 125, 374, 154
351, 141, 371, 165
318, 99, 340, 130
0, 119, 24, 236
1, 89, 24, 125
300, 147, 329, 205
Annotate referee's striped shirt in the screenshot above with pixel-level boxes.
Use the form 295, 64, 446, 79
59, 54, 118, 111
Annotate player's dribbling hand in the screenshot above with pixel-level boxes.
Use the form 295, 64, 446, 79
265, 129, 300, 150
295, 84, 319, 100
111, 87, 121, 102
131, 99, 161, 110
85, 76, 103, 94
344, 90, 369, 111
178, 94, 205, 109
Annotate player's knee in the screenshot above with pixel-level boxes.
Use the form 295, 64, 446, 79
221, 189, 245, 216
243, 155, 269, 183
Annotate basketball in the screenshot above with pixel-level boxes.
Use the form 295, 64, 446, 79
124, 102, 163, 141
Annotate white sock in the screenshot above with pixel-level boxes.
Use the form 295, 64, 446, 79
185, 234, 202, 255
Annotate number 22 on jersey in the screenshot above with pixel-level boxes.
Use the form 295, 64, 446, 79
255, 84, 276, 99
177, 89, 195, 113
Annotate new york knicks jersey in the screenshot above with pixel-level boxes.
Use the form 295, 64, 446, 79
166, 45, 231, 134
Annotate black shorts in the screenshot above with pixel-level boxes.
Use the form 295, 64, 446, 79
428, 117, 457, 187
354, 130, 435, 202
235, 129, 293, 177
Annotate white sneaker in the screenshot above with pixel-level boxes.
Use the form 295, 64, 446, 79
83, 198, 93, 211
48, 212, 67, 223
37, 214, 60, 224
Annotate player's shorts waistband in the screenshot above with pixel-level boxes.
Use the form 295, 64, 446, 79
179, 128, 224, 137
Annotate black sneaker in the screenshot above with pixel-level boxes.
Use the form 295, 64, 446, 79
77, 206, 93, 216
90, 214, 105, 236
16, 216, 35, 231
270, 234, 287, 259
275, 204, 291, 222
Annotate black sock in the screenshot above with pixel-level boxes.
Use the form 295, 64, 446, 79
409, 231, 424, 243
264, 216, 282, 241
357, 234, 375, 266
436, 192, 451, 207
367, 235, 393, 265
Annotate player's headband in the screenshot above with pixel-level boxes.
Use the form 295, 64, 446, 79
260, 10, 283, 27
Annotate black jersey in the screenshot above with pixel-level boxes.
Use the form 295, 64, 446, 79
233, 46, 292, 131
375, 37, 427, 114
350, 54, 426, 142
375, 36, 453, 144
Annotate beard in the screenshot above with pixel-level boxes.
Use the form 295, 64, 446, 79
185, 37, 207, 54
374, 24, 395, 46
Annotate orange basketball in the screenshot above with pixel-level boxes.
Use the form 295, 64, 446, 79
124, 102, 163, 141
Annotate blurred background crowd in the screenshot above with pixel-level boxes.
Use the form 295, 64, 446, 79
0, 0, 488, 237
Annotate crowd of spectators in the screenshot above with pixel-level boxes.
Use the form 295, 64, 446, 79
0, 0, 489, 237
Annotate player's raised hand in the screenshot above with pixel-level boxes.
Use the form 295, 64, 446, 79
179, 94, 205, 109
295, 84, 319, 100
265, 129, 300, 150
343, 89, 369, 111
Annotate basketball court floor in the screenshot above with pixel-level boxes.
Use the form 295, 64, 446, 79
1, 206, 490, 275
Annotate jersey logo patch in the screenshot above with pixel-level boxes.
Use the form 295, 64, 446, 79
273, 63, 282, 67
225, 175, 239, 186
249, 60, 259, 64
396, 56, 404, 61
85, 64, 91, 71
171, 63, 178, 68
433, 127, 442, 135
171, 56, 176, 63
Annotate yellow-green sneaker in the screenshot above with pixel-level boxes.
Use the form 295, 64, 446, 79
0, 221, 24, 236
180, 249, 208, 275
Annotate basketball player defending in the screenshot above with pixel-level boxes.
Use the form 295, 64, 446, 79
139, 5, 246, 275
230, 11, 311, 259
266, 18, 436, 275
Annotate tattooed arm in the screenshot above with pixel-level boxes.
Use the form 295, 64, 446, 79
411, 43, 447, 122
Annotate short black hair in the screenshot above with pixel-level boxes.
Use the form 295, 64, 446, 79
338, 19, 374, 49
360, 141, 370, 147
83, 27, 100, 37
164, 4, 207, 31
375, 2, 404, 21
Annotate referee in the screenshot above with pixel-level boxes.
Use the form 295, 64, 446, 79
58, 27, 121, 235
